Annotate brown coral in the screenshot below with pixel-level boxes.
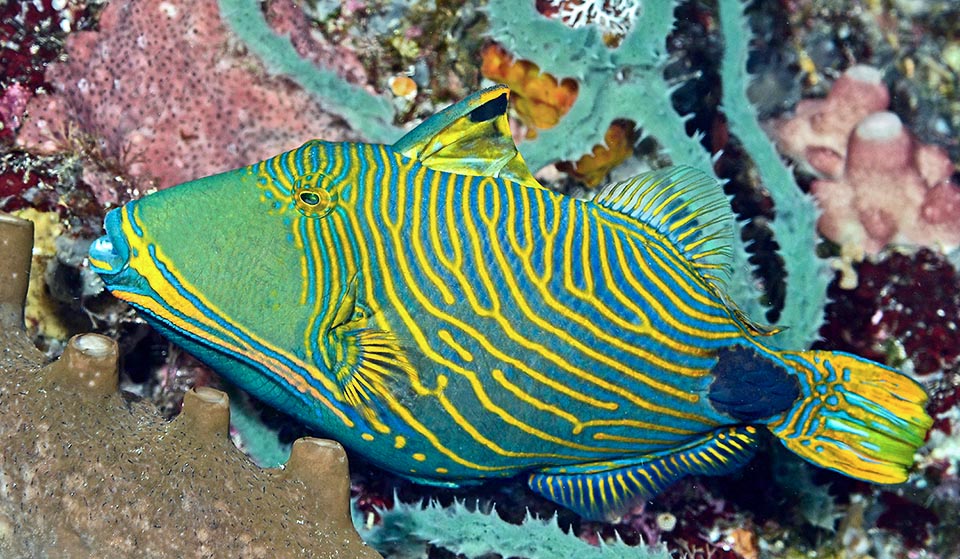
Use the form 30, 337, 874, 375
556, 120, 636, 187
0, 214, 381, 559
480, 42, 578, 137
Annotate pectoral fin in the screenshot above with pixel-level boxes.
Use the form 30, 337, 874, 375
527, 426, 760, 520
325, 277, 414, 421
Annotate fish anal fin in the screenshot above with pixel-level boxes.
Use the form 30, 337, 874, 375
593, 166, 735, 290
528, 426, 760, 520
392, 85, 543, 190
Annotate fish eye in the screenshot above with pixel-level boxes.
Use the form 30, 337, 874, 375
293, 172, 337, 218
299, 191, 321, 206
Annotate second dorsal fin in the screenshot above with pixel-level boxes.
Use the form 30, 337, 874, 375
392, 85, 543, 189
593, 166, 736, 288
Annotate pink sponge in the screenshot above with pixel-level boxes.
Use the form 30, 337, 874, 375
774, 65, 889, 179
810, 111, 960, 254
17, 0, 364, 205
772, 65, 960, 255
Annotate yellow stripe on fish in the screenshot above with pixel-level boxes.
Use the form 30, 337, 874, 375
89, 86, 932, 520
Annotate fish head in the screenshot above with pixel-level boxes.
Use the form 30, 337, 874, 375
88, 143, 354, 419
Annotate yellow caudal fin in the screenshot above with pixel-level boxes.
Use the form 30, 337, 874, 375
768, 350, 931, 484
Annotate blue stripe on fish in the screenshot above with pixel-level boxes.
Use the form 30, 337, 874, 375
89, 85, 932, 520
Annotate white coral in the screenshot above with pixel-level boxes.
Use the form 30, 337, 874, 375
547, 0, 642, 36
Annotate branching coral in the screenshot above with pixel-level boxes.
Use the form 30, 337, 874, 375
540, 0, 641, 42
486, 0, 829, 349
0, 214, 381, 559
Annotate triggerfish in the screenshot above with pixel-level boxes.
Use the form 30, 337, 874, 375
89, 86, 931, 520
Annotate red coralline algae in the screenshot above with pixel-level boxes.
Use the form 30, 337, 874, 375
817, 248, 960, 377
771, 65, 960, 255
0, 0, 85, 92
0, 83, 29, 141
17, 0, 364, 204
0, 164, 42, 212
0, 0, 88, 144
875, 492, 937, 549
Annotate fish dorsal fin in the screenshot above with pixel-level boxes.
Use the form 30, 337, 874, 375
392, 85, 543, 189
593, 165, 735, 289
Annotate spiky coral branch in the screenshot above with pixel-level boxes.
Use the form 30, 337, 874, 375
358, 499, 672, 559
716, 0, 830, 348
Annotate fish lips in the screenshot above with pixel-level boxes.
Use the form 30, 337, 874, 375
88, 207, 130, 277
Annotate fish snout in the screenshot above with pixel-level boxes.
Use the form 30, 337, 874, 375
88, 208, 130, 276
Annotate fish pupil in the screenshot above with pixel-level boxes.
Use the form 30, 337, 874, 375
299, 191, 321, 205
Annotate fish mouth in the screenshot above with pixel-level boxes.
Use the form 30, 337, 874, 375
87, 208, 130, 276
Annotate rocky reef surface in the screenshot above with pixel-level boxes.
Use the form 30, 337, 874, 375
0, 214, 381, 559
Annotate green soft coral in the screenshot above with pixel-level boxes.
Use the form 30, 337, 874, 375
357, 499, 672, 559
486, 0, 829, 348
717, 0, 832, 348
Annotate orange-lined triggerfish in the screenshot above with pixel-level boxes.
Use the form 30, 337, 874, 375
89, 86, 931, 520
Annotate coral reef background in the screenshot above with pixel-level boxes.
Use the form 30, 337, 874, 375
2, 0, 960, 557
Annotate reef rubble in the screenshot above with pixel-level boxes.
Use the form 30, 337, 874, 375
0, 213, 381, 558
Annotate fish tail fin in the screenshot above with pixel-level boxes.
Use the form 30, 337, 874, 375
768, 350, 931, 484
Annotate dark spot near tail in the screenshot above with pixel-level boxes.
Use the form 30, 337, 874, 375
708, 345, 799, 421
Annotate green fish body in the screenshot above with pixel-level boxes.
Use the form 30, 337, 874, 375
90, 87, 931, 520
